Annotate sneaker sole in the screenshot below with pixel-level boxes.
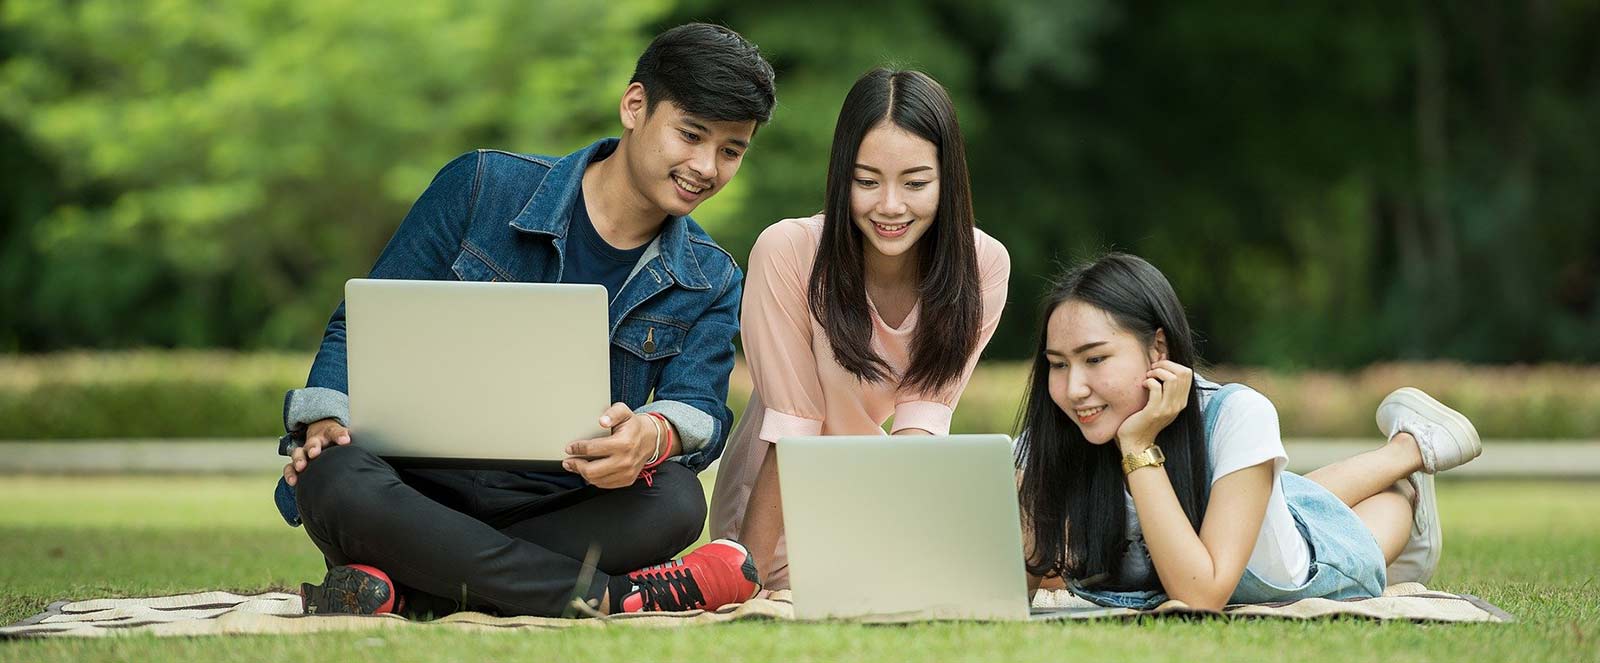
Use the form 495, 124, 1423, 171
1414, 472, 1441, 584
1382, 387, 1482, 473
301, 566, 394, 615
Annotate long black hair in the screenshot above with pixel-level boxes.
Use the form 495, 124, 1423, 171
1014, 253, 1212, 587
808, 68, 981, 394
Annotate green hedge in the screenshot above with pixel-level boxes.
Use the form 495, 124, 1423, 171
935, 362, 1600, 440
2, 352, 1597, 440
0, 352, 304, 439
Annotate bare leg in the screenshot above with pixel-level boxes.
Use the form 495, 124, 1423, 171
1304, 432, 1425, 507
1351, 488, 1413, 564
739, 442, 786, 588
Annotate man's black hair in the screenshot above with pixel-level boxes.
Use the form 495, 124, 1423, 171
630, 23, 776, 124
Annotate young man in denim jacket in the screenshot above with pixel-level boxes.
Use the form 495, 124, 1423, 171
274, 24, 773, 618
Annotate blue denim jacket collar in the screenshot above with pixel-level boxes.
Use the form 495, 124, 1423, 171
509, 137, 711, 291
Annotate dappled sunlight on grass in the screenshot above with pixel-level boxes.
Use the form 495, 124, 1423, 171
0, 476, 1594, 661
0, 475, 287, 529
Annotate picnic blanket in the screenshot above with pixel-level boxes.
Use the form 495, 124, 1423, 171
1, 583, 1511, 638
1030, 582, 1514, 622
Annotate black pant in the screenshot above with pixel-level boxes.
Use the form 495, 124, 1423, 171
292, 444, 706, 617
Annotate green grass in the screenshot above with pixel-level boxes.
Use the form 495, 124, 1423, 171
1, 477, 1597, 662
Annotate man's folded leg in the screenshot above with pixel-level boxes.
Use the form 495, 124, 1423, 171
485, 464, 761, 613
292, 444, 614, 617
487, 461, 708, 576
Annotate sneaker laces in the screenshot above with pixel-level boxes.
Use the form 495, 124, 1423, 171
1401, 419, 1441, 472
628, 564, 707, 611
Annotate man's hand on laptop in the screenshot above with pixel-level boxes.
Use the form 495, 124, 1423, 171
562, 403, 672, 489
283, 418, 352, 487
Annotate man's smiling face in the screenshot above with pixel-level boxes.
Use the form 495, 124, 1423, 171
620, 84, 757, 218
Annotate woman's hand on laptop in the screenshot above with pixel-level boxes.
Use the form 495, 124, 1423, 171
282, 418, 353, 487
561, 403, 672, 489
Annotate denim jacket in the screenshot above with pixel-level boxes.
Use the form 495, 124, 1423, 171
273, 138, 743, 526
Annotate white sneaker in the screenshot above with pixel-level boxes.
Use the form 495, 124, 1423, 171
1374, 388, 1481, 585
1386, 473, 1439, 585
1375, 387, 1482, 474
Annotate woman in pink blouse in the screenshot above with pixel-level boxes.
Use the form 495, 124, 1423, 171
710, 68, 1011, 590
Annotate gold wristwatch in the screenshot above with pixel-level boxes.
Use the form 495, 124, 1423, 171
1121, 445, 1166, 475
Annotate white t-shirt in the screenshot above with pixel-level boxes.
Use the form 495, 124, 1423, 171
1122, 381, 1310, 588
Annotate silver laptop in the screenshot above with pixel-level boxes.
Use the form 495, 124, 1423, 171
344, 278, 611, 468
778, 434, 1036, 621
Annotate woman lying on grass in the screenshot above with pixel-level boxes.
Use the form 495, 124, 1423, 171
1016, 253, 1483, 610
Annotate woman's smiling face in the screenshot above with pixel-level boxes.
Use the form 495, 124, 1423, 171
1044, 300, 1163, 445
849, 122, 940, 260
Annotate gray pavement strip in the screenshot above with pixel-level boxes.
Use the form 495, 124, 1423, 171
0, 439, 283, 475
0, 438, 1597, 477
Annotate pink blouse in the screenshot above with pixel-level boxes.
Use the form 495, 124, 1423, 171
739, 214, 1011, 440
709, 214, 1010, 588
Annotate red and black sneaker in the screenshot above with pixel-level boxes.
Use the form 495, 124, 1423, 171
300, 564, 401, 615
620, 539, 761, 613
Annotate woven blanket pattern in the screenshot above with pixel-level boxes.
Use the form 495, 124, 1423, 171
2, 583, 1510, 638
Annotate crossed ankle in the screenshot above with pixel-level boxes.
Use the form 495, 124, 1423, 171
1387, 432, 1426, 473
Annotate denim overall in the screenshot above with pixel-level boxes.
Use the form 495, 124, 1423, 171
1068, 384, 1388, 609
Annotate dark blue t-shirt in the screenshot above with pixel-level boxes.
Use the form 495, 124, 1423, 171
562, 187, 649, 302
533, 186, 654, 490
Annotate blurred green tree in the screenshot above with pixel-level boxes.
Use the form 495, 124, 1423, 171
2, 0, 1596, 367
0, 0, 667, 349
661, 0, 1600, 367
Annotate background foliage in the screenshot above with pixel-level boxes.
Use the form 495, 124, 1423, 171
4, 353, 1597, 439
3, 0, 1597, 368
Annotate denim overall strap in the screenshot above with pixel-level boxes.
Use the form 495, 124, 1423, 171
1065, 382, 1243, 610
1202, 383, 1250, 442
